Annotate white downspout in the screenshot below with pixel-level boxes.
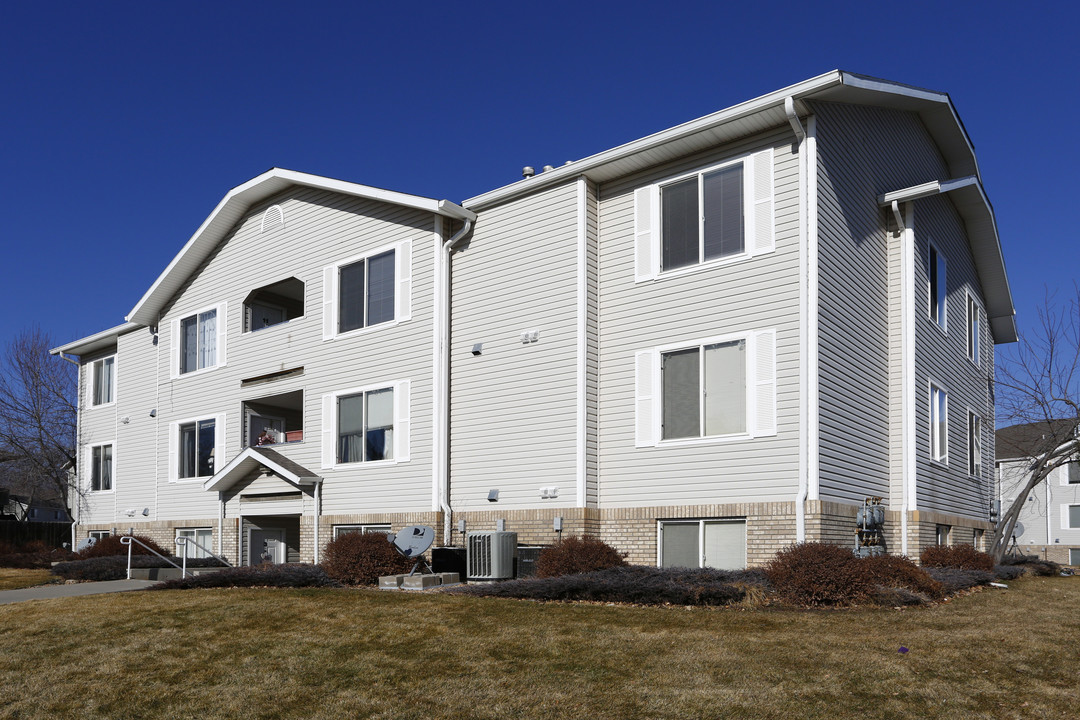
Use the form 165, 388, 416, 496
437, 209, 475, 545
313, 480, 322, 564
898, 201, 916, 555
787, 97, 808, 542
218, 493, 225, 557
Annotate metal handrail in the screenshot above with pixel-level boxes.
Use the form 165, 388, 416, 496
175, 536, 233, 578
120, 536, 188, 580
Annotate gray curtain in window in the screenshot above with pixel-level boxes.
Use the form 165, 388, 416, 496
702, 165, 743, 260
662, 348, 700, 440
367, 251, 396, 326
661, 178, 699, 271
704, 340, 745, 435
338, 261, 366, 333
338, 394, 365, 463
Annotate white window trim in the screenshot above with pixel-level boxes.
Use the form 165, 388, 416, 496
169, 413, 227, 482
88, 354, 117, 409
635, 149, 773, 284
965, 290, 983, 367
88, 530, 111, 541
86, 440, 116, 494
322, 241, 412, 341
642, 329, 775, 448
176, 527, 214, 558
170, 302, 228, 379
1063, 504, 1080, 530
927, 240, 947, 335
929, 379, 949, 466
321, 380, 410, 469
967, 407, 982, 478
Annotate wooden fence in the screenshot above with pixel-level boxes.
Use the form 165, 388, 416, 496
0, 521, 71, 549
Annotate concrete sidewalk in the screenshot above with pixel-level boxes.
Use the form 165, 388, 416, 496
0, 579, 158, 605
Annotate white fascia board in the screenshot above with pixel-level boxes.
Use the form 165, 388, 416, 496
203, 447, 320, 493
50, 321, 143, 357
876, 176, 979, 206
127, 168, 473, 326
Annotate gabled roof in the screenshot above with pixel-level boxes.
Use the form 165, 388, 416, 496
203, 446, 320, 493
50, 321, 142, 357
127, 168, 476, 326
996, 419, 1080, 462
463, 70, 1015, 344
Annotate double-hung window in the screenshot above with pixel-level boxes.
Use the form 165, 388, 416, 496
967, 411, 982, 476
930, 383, 948, 463
635, 330, 776, 447
91, 356, 115, 406
634, 149, 773, 282
323, 381, 410, 468
661, 340, 747, 440
323, 242, 411, 340
170, 414, 225, 481
173, 304, 226, 376
966, 293, 980, 364
928, 243, 947, 330
90, 443, 113, 492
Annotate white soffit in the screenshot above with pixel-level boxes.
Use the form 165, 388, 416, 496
127, 169, 475, 326
49, 321, 142, 357
879, 176, 1017, 344
203, 446, 320, 493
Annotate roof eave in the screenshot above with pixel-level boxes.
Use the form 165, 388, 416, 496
203, 446, 320, 493
49, 321, 143, 357
127, 168, 474, 326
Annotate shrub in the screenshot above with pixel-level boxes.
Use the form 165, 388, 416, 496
321, 531, 414, 585
1024, 559, 1062, 577
993, 564, 1025, 581
861, 554, 943, 599
534, 536, 627, 579
454, 566, 747, 606
870, 586, 932, 607
77, 534, 171, 559
920, 544, 994, 571
765, 542, 872, 606
0, 544, 77, 569
150, 564, 339, 590
924, 567, 994, 594
51, 555, 226, 582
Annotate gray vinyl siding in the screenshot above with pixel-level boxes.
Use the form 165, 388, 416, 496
102, 187, 439, 524
811, 100, 994, 517
598, 128, 801, 508
585, 179, 600, 506
79, 348, 119, 524
912, 192, 995, 518
450, 181, 581, 511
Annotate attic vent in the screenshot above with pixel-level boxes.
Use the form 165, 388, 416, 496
261, 204, 285, 233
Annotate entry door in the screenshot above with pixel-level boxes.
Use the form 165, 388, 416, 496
250, 529, 286, 565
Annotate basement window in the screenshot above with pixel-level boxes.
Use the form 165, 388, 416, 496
243, 390, 304, 447
244, 278, 304, 332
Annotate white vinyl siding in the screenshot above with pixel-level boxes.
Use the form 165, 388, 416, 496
321, 381, 410, 469
634, 148, 774, 282
635, 330, 776, 448
322, 241, 411, 340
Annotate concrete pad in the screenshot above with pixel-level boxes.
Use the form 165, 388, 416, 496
402, 574, 442, 590
378, 575, 404, 589
0, 580, 158, 605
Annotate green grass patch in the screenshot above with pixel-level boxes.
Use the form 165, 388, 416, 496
0, 576, 1077, 718
0, 568, 56, 591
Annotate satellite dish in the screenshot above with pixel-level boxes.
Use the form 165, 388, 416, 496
1013, 522, 1025, 538
387, 525, 435, 576
75, 536, 97, 552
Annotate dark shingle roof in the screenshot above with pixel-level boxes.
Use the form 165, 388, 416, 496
996, 419, 1080, 461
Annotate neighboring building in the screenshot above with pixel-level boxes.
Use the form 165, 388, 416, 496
996, 420, 1080, 566
51, 70, 1015, 568
0, 493, 70, 523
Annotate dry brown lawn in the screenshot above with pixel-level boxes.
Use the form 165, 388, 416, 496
0, 575, 1077, 719
0, 569, 55, 591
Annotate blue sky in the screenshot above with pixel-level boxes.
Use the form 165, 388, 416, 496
1, 1, 1077, 354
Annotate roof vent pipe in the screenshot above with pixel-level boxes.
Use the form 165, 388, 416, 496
522, 166, 535, 178
542, 165, 555, 172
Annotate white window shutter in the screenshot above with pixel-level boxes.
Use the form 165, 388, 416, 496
751, 329, 777, 437
396, 241, 412, 323
321, 394, 334, 469
634, 185, 659, 282
750, 148, 774, 256
635, 350, 657, 447
83, 363, 92, 408
322, 265, 336, 340
213, 413, 227, 475
169, 318, 181, 378
167, 422, 178, 482
395, 380, 411, 462
216, 302, 227, 367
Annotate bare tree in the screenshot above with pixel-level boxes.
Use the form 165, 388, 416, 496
0, 328, 78, 521
991, 288, 1080, 562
